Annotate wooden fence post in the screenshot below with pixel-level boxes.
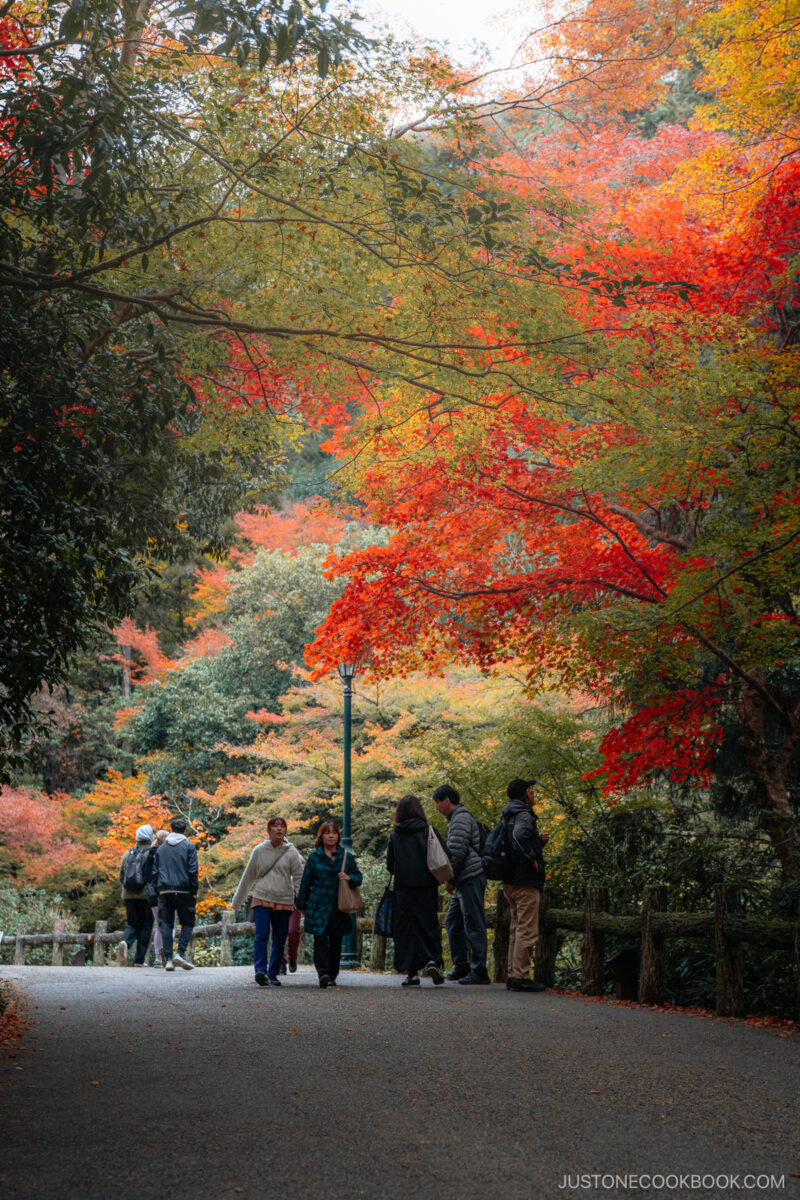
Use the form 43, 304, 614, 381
534, 884, 561, 988
715, 883, 744, 1018
581, 885, 609, 995
492, 888, 511, 982
639, 885, 667, 1005
51, 920, 66, 966
93, 920, 107, 967
14, 923, 26, 966
370, 931, 386, 971
220, 909, 235, 967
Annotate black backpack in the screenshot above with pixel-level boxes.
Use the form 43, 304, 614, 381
475, 819, 490, 855
482, 814, 515, 881
122, 847, 148, 891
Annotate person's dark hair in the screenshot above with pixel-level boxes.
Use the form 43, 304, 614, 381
267, 817, 287, 832
170, 817, 187, 833
506, 778, 535, 801
433, 784, 459, 807
394, 794, 427, 824
315, 821, 341, 848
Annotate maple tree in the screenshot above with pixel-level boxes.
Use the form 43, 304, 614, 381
302, 2, 800, 880
0, 785, 84, 883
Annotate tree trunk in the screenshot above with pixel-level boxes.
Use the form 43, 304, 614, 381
120, 0, 156, 70
736, 684, 800, 881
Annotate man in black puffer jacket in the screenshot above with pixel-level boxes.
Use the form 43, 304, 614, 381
152, 818, 198, 972
433, 784, 490, 985
502, 778, 547, 993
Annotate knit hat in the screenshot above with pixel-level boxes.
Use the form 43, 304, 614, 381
506, 778, 535, 800
135, 824, 154, 843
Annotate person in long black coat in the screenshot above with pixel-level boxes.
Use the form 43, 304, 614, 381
386, 795, 447, 987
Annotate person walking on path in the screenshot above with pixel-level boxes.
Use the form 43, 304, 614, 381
501, 779, 548, 993
281, 907, 302, 974
386, 795, 447, 987
152, 818, 198, 972
117, 824, 156, 967
148, 829, 168, 966
296, 822, 362, 989
432, 785, 490, 985
231, 817, 305, 987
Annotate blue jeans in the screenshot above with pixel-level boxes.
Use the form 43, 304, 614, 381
445, 874, 488, 974
253, 907, 292, 978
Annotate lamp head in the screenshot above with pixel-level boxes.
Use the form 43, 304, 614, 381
336, 662, 357, 682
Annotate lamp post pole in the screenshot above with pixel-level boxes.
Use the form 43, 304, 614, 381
337, 662, 360, 967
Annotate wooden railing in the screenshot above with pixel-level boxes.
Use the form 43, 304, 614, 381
2, 914, 259, 968
4, 884, 798, 1020
369, 883, 799, 1020
524, 884, 796, 1019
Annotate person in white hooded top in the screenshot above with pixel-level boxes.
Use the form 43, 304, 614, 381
231, 817, 305, 987
117, 823, 156, 966
152, 817, 198, 971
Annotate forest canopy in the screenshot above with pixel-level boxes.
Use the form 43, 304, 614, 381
1, 0, 799, 1014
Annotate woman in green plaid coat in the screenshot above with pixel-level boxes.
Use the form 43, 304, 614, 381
296, 822, 362, 988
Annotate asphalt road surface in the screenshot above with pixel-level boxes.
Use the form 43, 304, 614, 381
1, 965, 798, 1200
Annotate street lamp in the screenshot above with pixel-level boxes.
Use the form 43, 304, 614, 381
336, 661, 359, 966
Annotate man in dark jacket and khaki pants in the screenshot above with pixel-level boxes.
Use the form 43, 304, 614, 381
502, 778, 548, 992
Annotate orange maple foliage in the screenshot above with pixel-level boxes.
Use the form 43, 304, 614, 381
111, 617, 171, 683
0, 786, 84, 883
235, 503, 347, 554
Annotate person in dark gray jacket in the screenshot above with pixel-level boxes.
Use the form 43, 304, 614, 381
152, 818, 198, 971
433, 785, 490, 985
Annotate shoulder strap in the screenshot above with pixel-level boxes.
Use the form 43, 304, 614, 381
259, 843, 289, 881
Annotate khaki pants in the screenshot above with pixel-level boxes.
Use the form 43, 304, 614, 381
503, 884, 540, 980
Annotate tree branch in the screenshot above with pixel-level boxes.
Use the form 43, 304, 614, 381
606, 503, 691, 550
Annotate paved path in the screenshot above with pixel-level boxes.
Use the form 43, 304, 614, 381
1, 965, 798, 1200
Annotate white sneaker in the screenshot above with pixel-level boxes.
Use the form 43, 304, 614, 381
116, 939, 128, 965
173, 953, 194, 971
165, 959, 175, 972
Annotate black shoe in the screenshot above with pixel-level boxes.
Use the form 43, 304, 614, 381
458, 971, 492, 986
278, 966, 287, 975
446, 967, 470, 982
508, 978, 546, 992
401, 975, 420, 987
328, 979, 338, 987
267, 977, 281, 987
288, 961, 297, 973
318, 974, 330, 989
255, 971, 268, 987
420, 960, 445, 985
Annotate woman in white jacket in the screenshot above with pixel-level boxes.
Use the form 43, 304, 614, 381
231, 817, 305, 987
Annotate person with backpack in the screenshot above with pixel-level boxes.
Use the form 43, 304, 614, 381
117, 824, 156, 967
386, 795, 448, 987
488, 778, 548, 993
230, 816, 305, 987
432, 784, 490, 985
152, 817, 199, 972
